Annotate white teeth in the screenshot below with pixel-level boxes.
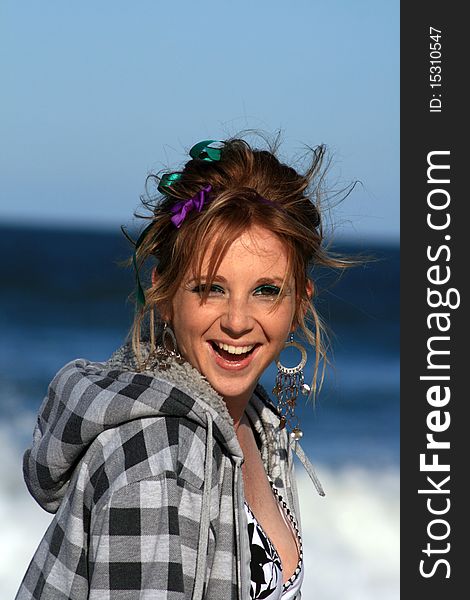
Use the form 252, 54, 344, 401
216, 342, 255, 355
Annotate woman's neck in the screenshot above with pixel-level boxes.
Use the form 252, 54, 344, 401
224, 390, 254, 432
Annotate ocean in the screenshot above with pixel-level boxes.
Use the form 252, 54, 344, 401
0, 224, 399, 599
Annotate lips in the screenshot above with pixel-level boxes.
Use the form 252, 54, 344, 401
208, 341, 260, 370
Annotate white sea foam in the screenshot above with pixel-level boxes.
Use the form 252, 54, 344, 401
298, 464, 399, 599
0, 424, 53, 599
0, 426, 399, 599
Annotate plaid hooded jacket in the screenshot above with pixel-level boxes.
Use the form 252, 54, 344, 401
16, 344, 323, 600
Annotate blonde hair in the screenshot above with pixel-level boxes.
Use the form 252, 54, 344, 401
130, 135, 355, 395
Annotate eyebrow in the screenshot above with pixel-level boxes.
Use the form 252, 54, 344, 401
187, 275, 288, 286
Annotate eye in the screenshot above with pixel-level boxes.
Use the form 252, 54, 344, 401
253, 284, 281, 297
191, 283, 225, 296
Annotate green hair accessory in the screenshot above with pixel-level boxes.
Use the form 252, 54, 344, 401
157, 172, 183, 194
156, 140, 222, 194
189, 139, 223, 161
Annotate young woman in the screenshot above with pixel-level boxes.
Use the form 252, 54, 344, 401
16, 137, 350, 600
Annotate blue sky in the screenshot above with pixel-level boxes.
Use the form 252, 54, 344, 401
1, 0, 398, 242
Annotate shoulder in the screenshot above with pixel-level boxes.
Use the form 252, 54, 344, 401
41, 347, 237, 505
82, 413, 223, 508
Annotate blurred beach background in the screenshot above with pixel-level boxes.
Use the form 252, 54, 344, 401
1, 1, 399, 598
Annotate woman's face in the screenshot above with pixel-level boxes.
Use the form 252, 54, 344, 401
169, 225, 297, 408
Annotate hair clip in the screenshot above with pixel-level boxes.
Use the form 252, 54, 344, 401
189, 140, 223, 162
156, 141, 222, 195
157, 172, 183, 195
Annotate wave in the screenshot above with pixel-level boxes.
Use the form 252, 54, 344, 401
298, 466, 399, 599
0, 424, 54, 599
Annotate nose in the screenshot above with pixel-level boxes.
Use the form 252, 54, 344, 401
219, 296, 255, 338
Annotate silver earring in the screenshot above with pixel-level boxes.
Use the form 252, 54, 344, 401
162, 323, 180, 357
273, 333, 310, 440
146, 323, 182, 371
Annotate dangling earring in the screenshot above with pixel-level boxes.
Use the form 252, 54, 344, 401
162, 323, 180, 357
162, 323, 183, 362
146, 322, 182, 371
273, 333, 310, 441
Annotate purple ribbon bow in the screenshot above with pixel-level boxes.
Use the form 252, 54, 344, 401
170, 185, 212, 228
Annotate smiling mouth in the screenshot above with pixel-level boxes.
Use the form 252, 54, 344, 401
209, 341, 259, 362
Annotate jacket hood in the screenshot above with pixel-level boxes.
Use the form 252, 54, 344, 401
24, 342, 262, 512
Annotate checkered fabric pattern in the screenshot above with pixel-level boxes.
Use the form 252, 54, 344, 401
16, 349, 303, 600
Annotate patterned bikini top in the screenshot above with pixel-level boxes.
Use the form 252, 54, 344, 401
245, 486, 303, 600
